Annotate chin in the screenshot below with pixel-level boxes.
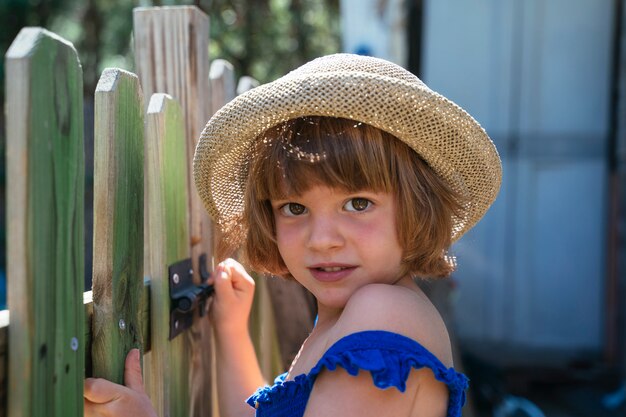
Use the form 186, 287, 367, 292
315, 292, 351, 310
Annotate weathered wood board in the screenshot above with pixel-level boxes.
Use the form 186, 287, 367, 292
144, 93, 191, 417
91, 68, 146, 383
133, 8, 214, 416
5, 27, 84, 417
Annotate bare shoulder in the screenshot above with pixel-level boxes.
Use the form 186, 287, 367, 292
332, 283, 454, 367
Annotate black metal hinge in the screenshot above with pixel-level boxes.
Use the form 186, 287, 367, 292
168, 253, 214, 339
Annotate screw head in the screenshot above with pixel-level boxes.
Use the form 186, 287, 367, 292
173, 273, 180, 284
174, 320, 179, 329
70, 337, 79, 351
119, 319, 126, 330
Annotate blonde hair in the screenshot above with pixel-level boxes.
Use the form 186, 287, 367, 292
219, 116, 464, 279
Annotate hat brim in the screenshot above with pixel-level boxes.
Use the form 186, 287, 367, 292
194, 67, 501, 241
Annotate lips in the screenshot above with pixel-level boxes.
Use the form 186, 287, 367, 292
307, 264, 356, 282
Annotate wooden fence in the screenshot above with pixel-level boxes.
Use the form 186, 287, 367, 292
1, 6, 315, 417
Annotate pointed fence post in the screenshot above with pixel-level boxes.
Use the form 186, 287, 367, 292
236, 76, 260, 95
133, 6, 212, 265
144, 93, 191, 417
91, 68, 146, 383
206, 57, 238, 417
5, 28, 84, 417
133, 8, 214, 415
209, 59, 236, 116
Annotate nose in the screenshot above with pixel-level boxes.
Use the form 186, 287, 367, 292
306, 213, 344, 252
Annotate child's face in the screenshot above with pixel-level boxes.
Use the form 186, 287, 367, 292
270, 185, 404, 310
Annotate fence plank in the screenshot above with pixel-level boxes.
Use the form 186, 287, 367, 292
133, 8, 214, 416
265, 278, 316, 371
133, 6, 212, 262
249, 275, 284, 381
91, 68, 146, 383
206, 57, 239, 417
144, 93, 191, 417
236, 76, 260, 95
209, 59, 236, 116
231, 76, 284, 380
5, 27, 84, 417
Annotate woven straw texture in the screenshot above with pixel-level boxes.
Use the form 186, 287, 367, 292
193, 53, 502, 242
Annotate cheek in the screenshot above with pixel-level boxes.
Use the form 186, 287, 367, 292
366, 215, 403, 258
275, 222, 298, 260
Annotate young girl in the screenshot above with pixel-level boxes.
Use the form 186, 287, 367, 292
84, 53, 501, 417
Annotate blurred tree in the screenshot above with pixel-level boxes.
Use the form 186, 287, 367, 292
204, 0, 340, 82
2, 0, 340, 99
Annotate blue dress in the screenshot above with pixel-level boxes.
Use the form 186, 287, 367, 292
247, 330, 469, 417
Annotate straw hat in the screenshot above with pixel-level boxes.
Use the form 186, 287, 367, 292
194, 53, 501, 241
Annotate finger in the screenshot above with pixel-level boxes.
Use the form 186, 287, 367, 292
124, 349, 145, 394
223, 259, 255, 291
84, 398, 106, 417
212, 263, 236, 299
84, 377, 122, 404
212, 265, 228, 286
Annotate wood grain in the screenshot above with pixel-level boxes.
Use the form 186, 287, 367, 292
5, 27, 85, 417
133, 8, 214, 416
144, 93, 191, 417
209, 59, 236, 116
91, 68, 146, 383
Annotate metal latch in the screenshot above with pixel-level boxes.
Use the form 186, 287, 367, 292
169, 253, 214, 339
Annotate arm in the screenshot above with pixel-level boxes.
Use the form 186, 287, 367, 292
305, 283, 453, 417
211, 259, 265, 417
304, 365, 448, 417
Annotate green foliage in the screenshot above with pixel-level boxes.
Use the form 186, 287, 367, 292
1, 0, 340, 98
205, 0, 341, 82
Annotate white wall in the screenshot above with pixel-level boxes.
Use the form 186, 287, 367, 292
422, 0, 612, 352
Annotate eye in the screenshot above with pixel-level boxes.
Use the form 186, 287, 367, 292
344, 197, 372, 212
280, 202, 307, 216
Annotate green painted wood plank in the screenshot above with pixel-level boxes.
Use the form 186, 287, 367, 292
133, 10, 214, 414
144, 93, 190, 417
5, 28, 84, 417
91, 68, 145, 384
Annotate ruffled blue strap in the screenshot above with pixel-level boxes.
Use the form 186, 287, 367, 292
308, 330, 469, 417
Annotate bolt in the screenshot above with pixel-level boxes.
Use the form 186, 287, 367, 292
70, 337, 79, 351
119, 319, 126, 331
174, 320, 179, 329
173, 273, 180, 284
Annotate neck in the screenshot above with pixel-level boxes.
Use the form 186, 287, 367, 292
314, 304, 342, 330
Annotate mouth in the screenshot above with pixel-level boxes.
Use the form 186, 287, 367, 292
314, 266, 349, 272
307, 264, 356, 282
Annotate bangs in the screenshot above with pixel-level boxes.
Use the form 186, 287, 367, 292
253, 117, 398, 199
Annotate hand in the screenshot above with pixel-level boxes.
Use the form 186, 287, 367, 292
84, 349, 157, 417
209, 258, 256, 335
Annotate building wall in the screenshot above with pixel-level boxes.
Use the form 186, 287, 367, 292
424, 0, 613, 353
